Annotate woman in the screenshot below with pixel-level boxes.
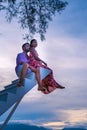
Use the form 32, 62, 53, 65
29, 39, 65, 94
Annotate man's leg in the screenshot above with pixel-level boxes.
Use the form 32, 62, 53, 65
18, 63, 29, 86
18, 64, 43, 90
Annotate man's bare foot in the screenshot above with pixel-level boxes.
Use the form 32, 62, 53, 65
17, 81, 22, 87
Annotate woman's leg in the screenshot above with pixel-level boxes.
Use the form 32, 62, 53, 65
29, 65, 44, 90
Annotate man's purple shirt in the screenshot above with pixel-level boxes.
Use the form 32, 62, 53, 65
15, 52, 30, 73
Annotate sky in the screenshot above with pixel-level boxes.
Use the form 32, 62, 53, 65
0, 0, 87, 130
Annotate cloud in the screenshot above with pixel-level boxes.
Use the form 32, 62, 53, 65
0, 67, 17, 89
42, 36, 87, 69
43, 109, 87, 130
1, 108, 87, 130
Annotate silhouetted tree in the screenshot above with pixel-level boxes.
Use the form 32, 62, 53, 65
0, 0, 68, 41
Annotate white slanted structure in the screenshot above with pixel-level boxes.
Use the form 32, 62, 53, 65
0, 67, 51, 130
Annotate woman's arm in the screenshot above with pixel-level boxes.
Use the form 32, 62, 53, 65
31, 48, 47, 66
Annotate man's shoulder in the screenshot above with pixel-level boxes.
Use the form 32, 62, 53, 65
17, 52, 24, 56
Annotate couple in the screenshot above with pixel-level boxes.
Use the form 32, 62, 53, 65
15, 39, 65, 92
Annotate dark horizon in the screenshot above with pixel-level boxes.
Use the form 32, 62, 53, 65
0, 123, 87, 130
0, 123, 51, 130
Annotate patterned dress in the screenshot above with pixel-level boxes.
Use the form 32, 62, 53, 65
29, 48, 62, 94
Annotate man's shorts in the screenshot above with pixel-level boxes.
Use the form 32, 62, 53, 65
16, 65, 32, 77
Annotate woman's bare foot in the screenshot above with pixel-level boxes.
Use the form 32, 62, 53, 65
38, 81, 45, 91
56, 85, 65, 89
45, 86, 50, 92
38, 87, 44, 91
38, 86, 46, 91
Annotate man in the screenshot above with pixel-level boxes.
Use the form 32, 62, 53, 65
15, 43, 44, 90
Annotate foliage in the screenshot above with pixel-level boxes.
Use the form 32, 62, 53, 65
0, 0, 68, 41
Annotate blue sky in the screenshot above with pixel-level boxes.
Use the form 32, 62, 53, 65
0, 0, 87, 129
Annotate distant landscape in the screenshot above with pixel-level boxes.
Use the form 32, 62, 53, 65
0, 123, 51, 130
0, 123, 87, 130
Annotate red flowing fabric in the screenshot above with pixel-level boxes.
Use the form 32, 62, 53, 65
29, 51, 61, 94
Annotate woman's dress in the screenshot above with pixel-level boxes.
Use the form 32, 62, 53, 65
29, 49, 62, 94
